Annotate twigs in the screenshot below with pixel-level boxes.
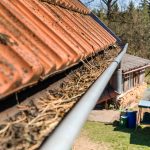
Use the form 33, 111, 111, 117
0, 46, 120, 150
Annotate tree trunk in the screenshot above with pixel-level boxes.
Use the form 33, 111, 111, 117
107, 0, 112, 19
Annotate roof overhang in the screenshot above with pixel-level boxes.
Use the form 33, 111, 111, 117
123, 64, 150, 75
40, 44, 128, 150
122, 54, 150, 74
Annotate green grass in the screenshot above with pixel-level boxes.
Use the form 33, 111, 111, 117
145, 72, 150, 88
83, 121, 150, 150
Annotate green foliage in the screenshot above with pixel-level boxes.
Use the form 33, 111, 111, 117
128, 1, 135, 12
93, 2, 150, 59
145, 69, 150, 86
112, 3, 119, 13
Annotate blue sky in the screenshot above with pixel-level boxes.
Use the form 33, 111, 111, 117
81, 0, 141, 10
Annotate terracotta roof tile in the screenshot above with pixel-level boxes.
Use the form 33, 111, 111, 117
40, 0, 90, 14
0, 0, 117, 98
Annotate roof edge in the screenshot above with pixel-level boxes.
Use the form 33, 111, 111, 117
123, 64, 150, 74
40, 43, 128, 150
89, 13, 122, 44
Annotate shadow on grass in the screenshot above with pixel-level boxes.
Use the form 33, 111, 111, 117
114, 124, 150, 147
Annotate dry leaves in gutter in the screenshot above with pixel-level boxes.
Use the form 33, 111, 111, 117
0, 46, 120, 150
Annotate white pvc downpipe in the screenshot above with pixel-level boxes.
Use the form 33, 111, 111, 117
40, 44, 128, 150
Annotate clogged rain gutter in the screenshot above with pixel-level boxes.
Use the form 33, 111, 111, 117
40, 44, 128, 150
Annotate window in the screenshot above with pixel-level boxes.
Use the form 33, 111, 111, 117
123, 71, 142, 92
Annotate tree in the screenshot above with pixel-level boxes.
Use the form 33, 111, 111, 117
112, 3, 119, 13
127, 1, 135, 13
82, 0, 150, 59
140, 0, 149, 9
149, 2, 150, 16
140, 0, 149, 19
101, 0, 118, 19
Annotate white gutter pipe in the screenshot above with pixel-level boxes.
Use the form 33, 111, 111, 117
40, 44, 128, 150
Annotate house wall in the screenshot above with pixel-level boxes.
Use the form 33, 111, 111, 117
123, 69, 145, 92
119, 82, 147, 108
97, 68, 146, 105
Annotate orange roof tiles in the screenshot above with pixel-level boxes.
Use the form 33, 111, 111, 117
40, 0, 90, 14
0, 0, 117, 98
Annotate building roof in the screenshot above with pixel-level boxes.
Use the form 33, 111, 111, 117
0, 0, 117, 98
121, 54, 150, 73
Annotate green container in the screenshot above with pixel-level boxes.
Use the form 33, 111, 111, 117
120, 115, 128, 128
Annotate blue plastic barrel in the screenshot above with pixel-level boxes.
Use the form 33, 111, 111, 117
126, 111, 137, 128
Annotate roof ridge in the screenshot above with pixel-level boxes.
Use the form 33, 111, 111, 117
39, 0, 90, 14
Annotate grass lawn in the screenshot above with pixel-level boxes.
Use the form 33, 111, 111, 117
145, 72, 150, 88
83, 121, 150, 150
